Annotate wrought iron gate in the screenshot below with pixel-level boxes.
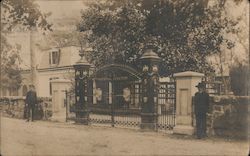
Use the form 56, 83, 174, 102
66, 64, 176, 131
87, 65, 142, 129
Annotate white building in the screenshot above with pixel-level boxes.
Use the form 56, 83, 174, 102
20, 46, 80, 97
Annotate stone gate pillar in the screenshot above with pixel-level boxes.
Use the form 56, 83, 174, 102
51, 79, 71, 122
173, 71, 204, 135
140, 47, 161, 130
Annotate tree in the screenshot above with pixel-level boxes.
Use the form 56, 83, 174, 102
78, 0, 241, 76
229, 63, 249, 96
1, 0, 52, 32
0, 0, 52, 96
78, 1, 144, 66
205, 0, 249, 93
1, 37, 22, 92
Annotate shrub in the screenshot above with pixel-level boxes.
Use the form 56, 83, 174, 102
229, 64, 249, 96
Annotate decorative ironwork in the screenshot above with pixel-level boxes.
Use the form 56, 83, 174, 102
69, 47, 176, 131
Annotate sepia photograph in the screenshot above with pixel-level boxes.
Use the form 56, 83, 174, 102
0, 0, 249, 155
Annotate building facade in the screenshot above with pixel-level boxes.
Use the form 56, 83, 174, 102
1, 46, 80, 97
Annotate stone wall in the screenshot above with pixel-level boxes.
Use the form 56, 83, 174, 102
0, 96, 52, 120
206, 95, 249, 139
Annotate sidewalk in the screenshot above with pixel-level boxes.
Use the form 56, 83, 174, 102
0, 117, 249, 156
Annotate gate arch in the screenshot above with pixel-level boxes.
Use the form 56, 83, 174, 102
94, 63, 142, 80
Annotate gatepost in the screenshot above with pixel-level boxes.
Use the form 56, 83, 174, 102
140, 47, 161, 130
73, 47, 91, 124
51, 79, 71, 122
173, 71, 204, 135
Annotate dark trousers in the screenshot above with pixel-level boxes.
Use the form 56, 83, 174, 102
26, 106, 35, 121
195, 114, 207, 138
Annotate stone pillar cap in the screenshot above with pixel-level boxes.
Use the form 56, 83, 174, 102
173, 71, 204, 77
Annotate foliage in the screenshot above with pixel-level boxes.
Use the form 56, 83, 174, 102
229, 64, 249, 96
1, 0, 52, 31
0, 0, 52, 91
78, 2, 145, 68
78, 0, 238, 76
1, 37, 22, 89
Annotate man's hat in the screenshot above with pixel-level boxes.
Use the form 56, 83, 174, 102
195, 82, 206, 88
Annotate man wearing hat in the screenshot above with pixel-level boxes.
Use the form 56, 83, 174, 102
194, 82, 209, 139
25, 85, 37, 122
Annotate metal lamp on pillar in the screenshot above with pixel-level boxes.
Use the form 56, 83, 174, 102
73, 46, 91, 124
140, 46, 161, 130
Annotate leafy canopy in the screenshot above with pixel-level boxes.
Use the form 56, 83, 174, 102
1, 0, 52, 31
78, 0, 237, 76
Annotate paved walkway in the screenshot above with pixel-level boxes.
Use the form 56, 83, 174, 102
0, 117, 249, 156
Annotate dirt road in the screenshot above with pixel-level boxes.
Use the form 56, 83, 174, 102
0, 117, 248, 156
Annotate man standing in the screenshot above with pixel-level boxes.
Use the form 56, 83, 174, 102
194, 82, 209, 139
25, 85, 37, 122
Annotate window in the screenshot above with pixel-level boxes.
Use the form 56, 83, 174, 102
49, 49, 61, 65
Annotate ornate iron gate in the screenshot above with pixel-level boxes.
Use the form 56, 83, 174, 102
66, 63, 176, 130
87, 64, 142, 129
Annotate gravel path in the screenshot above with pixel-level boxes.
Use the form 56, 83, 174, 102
1, 117, 249, 156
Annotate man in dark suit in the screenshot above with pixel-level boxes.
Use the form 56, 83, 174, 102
25, 85, 37, 122
194, 82, 209, 139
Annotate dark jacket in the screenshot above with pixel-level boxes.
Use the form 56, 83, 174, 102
25, 90, 37, 107
194, 92, 209, 115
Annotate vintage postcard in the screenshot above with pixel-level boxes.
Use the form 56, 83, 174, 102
0, 0, 249, 155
